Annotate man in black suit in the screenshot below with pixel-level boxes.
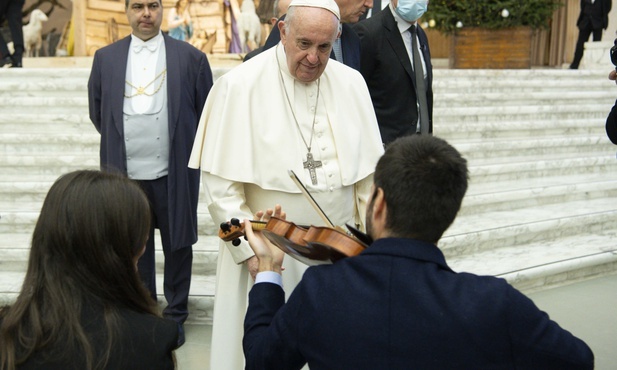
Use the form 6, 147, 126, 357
0, 0, 25, 67
241, 135, 594, 370
354, 0, 432, 144
87, 0, 213, 346
251, 0, 373, 70
570, 0, 612, 69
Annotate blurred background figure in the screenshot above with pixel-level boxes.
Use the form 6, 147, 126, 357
569, 0, 612, 69
0, 170, 178, 370
0, 0, 25, 67
168, 0, 193, 41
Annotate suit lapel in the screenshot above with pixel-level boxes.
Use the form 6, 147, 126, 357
112, 37, 131, 136
382, 8, 413, 80
164, 34, 181, 142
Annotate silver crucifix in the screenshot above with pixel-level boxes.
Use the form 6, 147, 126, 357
303, 152, 322, 185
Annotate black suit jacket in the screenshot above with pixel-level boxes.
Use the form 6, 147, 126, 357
354, 7, 433, 144
251, 15, 361, 71
88, 34, 213, 249
578, 0, 612, 30
244, 238, 594, 369
13, 305, 178, 370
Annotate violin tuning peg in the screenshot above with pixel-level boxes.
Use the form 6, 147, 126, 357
230, 218, 241, 226
232, 238, 241, 247
220, 222, 231, 233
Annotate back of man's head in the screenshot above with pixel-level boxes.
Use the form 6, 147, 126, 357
374, 135, 468, 243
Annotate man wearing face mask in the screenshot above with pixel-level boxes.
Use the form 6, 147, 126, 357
354, 0, 433, 145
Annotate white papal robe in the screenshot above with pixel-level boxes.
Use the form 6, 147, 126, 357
189, 44, 384, 370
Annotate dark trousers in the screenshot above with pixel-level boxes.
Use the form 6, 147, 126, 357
137, 176, 193, 324
570, 21, 603, 69
0, 0, 25, 61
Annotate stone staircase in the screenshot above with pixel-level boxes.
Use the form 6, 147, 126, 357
1, 66, 617, 325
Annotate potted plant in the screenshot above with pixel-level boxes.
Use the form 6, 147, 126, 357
423, 0, 562, 68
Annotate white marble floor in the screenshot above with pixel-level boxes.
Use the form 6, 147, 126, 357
176, 273, 617, 370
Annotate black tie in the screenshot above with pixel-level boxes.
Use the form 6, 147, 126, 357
410, 25, 429, 135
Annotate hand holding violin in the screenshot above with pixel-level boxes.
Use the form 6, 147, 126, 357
244, 205, 287, 275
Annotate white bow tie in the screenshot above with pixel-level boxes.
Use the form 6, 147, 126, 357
133, 42, 157, 53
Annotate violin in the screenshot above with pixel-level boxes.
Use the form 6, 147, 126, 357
218, 217, 372, 265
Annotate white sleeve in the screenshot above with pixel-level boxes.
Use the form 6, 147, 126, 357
202, 171, 256, 264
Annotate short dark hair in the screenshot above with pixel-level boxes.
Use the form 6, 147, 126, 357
374, 135, 469, 243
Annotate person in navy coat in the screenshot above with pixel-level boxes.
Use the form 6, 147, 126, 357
88, 0, 213, 346
242, 135, 594, 370
354, 0, 433, 144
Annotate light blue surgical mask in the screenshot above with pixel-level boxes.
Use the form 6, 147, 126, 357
395, 0, 428, 23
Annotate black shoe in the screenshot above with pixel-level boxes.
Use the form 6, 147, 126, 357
0, 56, 12, 68
10, 55, 22, 68
177, 323, 186, 348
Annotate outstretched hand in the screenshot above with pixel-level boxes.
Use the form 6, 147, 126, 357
244, 205, 286, 275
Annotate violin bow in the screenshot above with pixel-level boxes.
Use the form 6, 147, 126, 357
288, 170, 335, 228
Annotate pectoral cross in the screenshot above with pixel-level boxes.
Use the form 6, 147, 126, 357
303, 152, 322, 185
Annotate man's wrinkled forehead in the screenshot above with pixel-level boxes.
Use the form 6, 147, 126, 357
126, 0, 162, 8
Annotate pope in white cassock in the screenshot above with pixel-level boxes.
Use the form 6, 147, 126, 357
189, 0, 384, 368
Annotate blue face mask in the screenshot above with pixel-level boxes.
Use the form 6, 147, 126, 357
395, 0, 428, 23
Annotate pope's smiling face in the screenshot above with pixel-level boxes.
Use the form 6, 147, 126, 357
280, 7, 340, 83
126, 0, 163, 41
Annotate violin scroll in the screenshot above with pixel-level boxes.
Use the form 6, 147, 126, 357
219, 218, 266, 246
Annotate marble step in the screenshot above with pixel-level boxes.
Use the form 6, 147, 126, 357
460, 175, 617, 216
0, 153, 610, 186
447, 231, 617, 293
1, 94, 611, 112
0, 133, 99, 153
433, 78, 612, 93
451, 135, 612, 159
434, 104, 612, 123
0, 211, 218, 237
436, 117, 608, 140
0, 78, 89, 97
433, 69, 611, 81
3, 170, 615, 217
467, 154, 617, 183
1, 132, 611, 159
0, 232, 220, 274
0, 97, 88, 113
435, 91, 615, 107
3, 115, 605, 138
3, 88, 613, 107
443, 198, 617, 257
0, 113, 92, 132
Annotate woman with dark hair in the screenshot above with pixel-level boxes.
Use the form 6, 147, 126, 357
0, 170, 178, 370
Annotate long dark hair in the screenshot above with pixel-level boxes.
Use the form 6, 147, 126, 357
0, 170, 158, 370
